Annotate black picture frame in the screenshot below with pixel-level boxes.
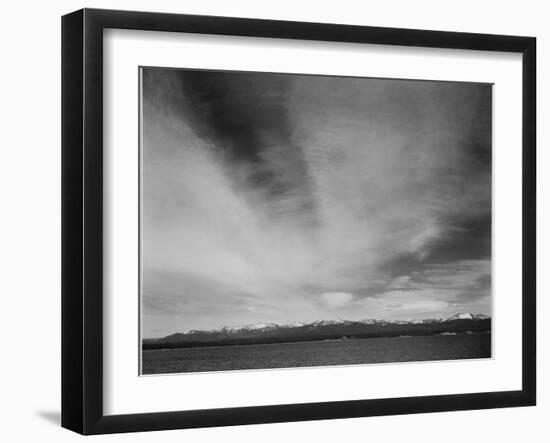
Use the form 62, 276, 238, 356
62, 8, 536, 435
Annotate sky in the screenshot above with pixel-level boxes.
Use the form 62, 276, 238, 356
141, 67, 492, 338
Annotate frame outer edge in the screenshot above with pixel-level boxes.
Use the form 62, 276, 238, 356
61, 8, 537, 435
61, 9, 85, 435
521, 37, 536, 405
82, 7, 106, 434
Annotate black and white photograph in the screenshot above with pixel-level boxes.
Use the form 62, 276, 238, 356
140, 67, 492, 375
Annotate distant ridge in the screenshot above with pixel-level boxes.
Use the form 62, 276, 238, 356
143, 313, 491, 350
187, 313, 490, 335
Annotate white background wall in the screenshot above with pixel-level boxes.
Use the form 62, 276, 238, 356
0, 1, 546, 441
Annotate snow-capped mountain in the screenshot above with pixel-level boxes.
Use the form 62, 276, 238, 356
358, 319, 393, 325
447, 313, 489, 321
310, 319, 351, 327
144, 313, 491, 350
281, 321, 307, 328
173, 313, 489, 336
213, 313, 486, 333
221, 322, 279, 333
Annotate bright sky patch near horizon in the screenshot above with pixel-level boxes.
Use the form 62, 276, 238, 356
141, 68, 492, 338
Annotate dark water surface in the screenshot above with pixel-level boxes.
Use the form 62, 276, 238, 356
142, 333, 491, 375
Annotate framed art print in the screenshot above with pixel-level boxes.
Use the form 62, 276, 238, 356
61, 8, 536, 435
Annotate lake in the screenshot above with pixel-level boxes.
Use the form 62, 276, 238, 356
141, 333, 491, 375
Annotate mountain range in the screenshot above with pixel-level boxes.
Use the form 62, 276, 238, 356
143, 313, 491, 350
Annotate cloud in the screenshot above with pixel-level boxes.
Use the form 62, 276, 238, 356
374, 259, 491, 316
320, 292, 354, 308
387, 275, 415, 290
